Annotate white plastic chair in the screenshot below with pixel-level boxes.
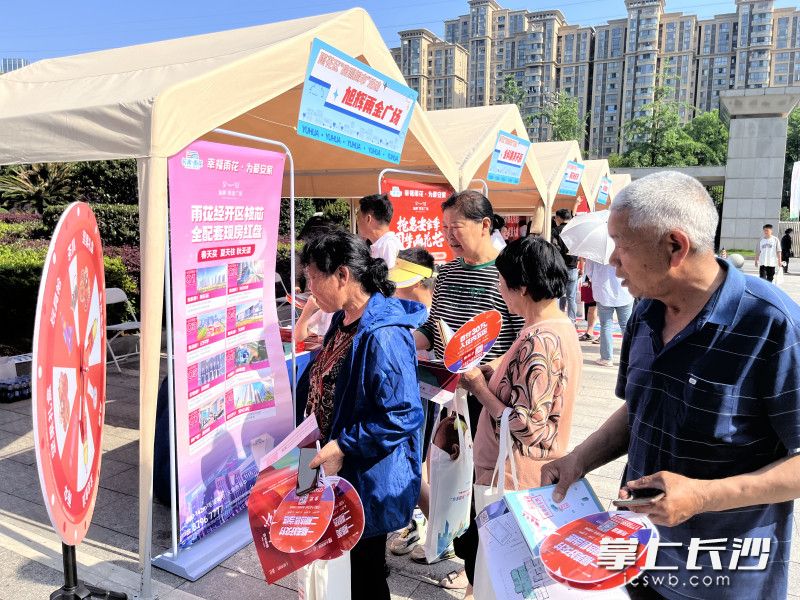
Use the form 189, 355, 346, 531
106, 287, 141, 372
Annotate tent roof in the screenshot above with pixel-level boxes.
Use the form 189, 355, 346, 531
528, 140, 587, 206
425, 105, 546, 213
581, 159, 611, 210
607, 173, 632, 208
0, 8, 458, 197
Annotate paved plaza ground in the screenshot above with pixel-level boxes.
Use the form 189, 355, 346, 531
0, 262, 799, 599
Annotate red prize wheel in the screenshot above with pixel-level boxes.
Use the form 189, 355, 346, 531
32, 202, 106, 545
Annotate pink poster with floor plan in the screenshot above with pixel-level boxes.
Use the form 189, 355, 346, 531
168, 140, 293, 549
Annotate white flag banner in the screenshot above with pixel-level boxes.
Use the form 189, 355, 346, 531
791, 162, 800, 220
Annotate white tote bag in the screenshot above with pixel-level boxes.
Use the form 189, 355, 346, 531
422, 387, 474, 563
776, 266, 785, 286
297, 554, 351, 600
473, 407, 519, 514
473, 408, 519, 600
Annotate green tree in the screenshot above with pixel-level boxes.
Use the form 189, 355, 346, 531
498, 75, 527, 122
72, 159, 138, 204
537, 91, 584, 142
616, 87, 699, 167
320, 198, 351, 229
683, 110, 729, 166
279, 197, 316, 238
783, 108, 800, 209
0, 163, 77, 214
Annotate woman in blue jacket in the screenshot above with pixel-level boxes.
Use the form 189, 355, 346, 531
301, 229, 426, 600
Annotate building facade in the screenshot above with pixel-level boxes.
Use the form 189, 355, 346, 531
0, 58, 29, 73
392, 0, 800, 157
397, 29, 468, 111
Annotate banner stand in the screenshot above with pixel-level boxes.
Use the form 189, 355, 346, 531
377, 168, 449, 193
468, 178, 489, 198
151, 130, 296, 582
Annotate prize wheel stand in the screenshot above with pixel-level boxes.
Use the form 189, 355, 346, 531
31, 202, 126, 600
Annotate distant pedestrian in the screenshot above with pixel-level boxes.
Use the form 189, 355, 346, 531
357, 194, 402, 269
584, 258, 633, 367
551, 209, 579, 323
755, 223, 781, 282
490, 214, 507, 251
782, 228, 793, 274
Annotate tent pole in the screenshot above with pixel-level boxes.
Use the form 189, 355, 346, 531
163, 218, 179, 558
212, 128, 297, 410
377, 168, 450, 192
468, 178, 489, 198
135, 157, 169, 600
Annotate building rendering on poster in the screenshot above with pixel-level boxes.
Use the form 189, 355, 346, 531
167, 140, 293, 549
380, 177, 455, 263
297, 38, 417, 163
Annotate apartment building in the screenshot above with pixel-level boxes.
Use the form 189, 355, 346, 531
392, 0, 800, 157
396, 29, 468, 111
0, 58, 29, 73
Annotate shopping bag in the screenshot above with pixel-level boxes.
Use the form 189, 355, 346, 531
422, 387, 473, 562
473, 408, 518, 600
579, 277, 594, 304
473, 407, 519, 514
474, 522, 502, 600
297, 554, 351, 600
776, 267, 785, 286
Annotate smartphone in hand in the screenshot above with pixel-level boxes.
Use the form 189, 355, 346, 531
612, 487, 665, 507
296, 447, 320, 496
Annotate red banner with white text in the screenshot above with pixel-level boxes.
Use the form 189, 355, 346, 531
380, 177, 455, 263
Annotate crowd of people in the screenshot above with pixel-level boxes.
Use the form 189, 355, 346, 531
295, 172, 800, 600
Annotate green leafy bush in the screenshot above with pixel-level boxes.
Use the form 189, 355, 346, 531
321, 198, 352, 229
0, 218, 49, 243
276, 241, 304, 292
279, 198, 316, 238
0, 245, 136, 354
43, 204, 139, 246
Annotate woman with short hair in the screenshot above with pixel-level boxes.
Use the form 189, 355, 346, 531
459, 237, 583, 598
462, 236, 582, 486
299, 229, 426, 600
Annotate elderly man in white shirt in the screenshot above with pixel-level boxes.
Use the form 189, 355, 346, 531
584, 258, 634, 367
357, 194, 402, 269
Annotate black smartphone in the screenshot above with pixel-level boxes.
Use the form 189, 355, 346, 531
296, 447, 320, 496
612, 487, 665, 507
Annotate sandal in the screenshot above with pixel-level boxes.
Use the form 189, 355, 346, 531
438, 569, 469, 590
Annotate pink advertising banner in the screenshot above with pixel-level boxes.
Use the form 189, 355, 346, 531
168, 140, 293, 549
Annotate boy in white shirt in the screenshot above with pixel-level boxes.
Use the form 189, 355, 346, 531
755, 223, 781, 282
357, 194, 402, 269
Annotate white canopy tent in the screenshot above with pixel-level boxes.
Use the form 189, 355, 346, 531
581, 159, 612, 212
425, 104, 547, 219
0, 8, 459, 594
528, 140, 587, 238
604, 173, 632, 210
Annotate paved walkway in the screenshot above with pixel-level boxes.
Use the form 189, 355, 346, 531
0, 263, 798, 599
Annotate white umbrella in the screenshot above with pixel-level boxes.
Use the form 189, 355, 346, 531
559, 211, 615, 265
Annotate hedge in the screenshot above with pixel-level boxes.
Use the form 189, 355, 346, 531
279, 198, 316, 238
0, 245, 137, 354
43, 204, 139, 247
276, 241, 304, 291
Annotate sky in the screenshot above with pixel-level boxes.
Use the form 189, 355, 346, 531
2, 0, 799, 63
